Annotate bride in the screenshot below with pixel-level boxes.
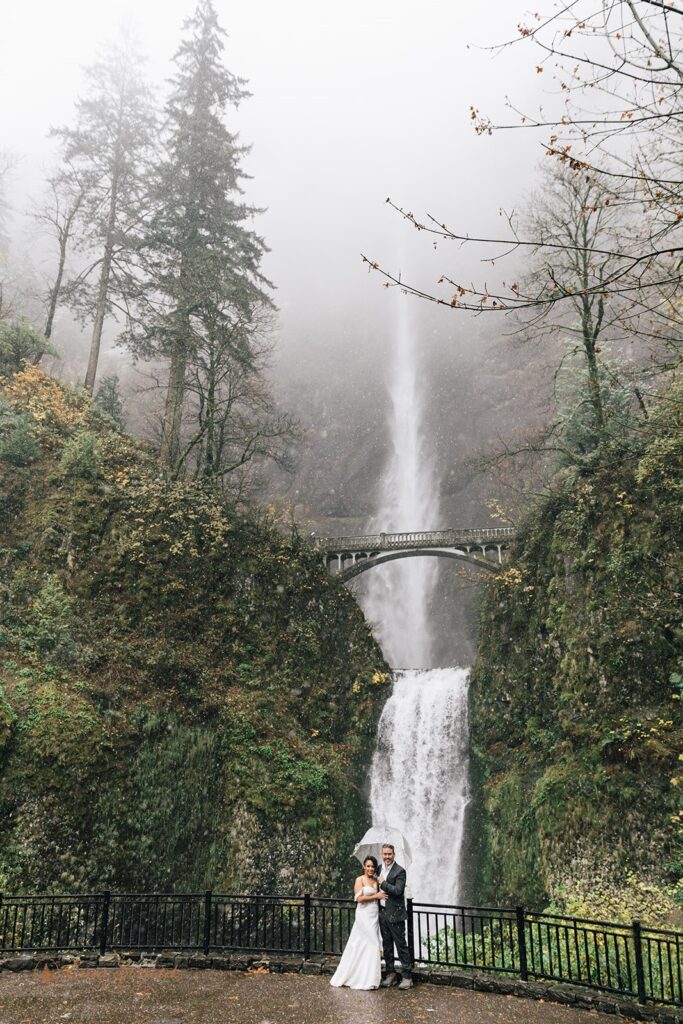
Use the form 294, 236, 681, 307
330, 856, 385, 990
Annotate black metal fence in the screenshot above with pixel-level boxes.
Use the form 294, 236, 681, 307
411, 902, 682, 1006
0, 892, 680, 1007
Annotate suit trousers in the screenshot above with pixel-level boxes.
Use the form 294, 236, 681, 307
379, 911, 413, 977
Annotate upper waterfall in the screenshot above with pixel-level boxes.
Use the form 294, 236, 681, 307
361, 302, 440, 669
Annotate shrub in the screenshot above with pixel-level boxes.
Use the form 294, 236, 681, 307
59, 429, 101, 481
0, 397, 40, 465
0, 412, 40, 466
3, 365, 88, 432
0, 319, 55, 377
26, 576, 76, 661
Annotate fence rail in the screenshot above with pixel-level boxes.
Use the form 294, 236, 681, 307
0, 891, 679, 1006
315, 527, 515, 553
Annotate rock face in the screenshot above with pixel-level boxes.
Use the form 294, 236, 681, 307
0, 367, 389, 896
467, 383, 682, 925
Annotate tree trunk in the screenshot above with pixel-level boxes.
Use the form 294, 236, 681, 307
584, 342, 605, 433
43, 249, 65, 345
84, 167, 119, 394
34, 193, 83, 364
579, 227, 605, 436
160, 335, 189, 469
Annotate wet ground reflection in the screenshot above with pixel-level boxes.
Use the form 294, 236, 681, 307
0, 967, 609, 1024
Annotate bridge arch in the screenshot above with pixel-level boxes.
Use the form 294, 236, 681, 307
339, 547, 502, 581
314, 528, 514, 582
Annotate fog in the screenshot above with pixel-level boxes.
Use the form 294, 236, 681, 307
2, 1, 544, 336
1, 2, 556, 662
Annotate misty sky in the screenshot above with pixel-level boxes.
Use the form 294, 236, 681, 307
2, 1, 550, 354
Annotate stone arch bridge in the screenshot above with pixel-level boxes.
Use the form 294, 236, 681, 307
313, 527, 514, 581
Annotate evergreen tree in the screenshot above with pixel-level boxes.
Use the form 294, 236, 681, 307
93, 374, 125, 427
53, 36, 155, 394
123, 0, 271, 470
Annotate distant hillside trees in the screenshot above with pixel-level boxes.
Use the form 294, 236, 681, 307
510, 163, 655, 465
0, 151, 13, 254
0, 150, 18, 320
50, 37, 155, 394
366, 0, 682, 476
31, 163, 86, 357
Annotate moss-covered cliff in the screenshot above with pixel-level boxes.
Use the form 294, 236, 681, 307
0, 366, 389, 895
469, 382, 682, 926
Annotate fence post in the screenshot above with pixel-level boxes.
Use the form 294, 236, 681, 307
515, 906, 528, 982
99, 891, 110, 956
203, 890, 212, 956
406, 898, 415, 962
303, 894, 311, 959
632, 919, 647, 1004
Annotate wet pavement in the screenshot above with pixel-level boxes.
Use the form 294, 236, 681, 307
0, 967, 615, 1023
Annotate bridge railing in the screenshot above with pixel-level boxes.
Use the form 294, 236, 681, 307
1, 890, 680, 1006
315, 527, 515, 553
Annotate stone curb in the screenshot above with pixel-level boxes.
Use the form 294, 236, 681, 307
0, 953, 680, 1022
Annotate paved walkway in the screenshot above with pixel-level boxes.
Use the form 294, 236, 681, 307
0, 968, 613, 1023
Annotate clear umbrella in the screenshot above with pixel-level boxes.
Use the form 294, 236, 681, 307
352, 825, 412, 868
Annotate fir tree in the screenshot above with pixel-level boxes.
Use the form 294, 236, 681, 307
93, 374, 125, 427
124, 0, 271, 469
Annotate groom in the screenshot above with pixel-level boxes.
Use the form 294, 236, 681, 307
377, 843, 413, 990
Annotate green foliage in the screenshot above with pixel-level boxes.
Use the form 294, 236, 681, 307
0, 318, 55, 377
89, 711, 222, 890
93, 375, 124, 427
428, 915, 677, 1004
470, 378, 683, 926
0, 682, 16, 756
557, 360, 634, 464
25, 576, 76, 661
0, 370, 388, 895
59, 429, 101, 480
0, 399, 40, 466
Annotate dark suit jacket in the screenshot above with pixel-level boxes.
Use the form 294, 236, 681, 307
378, 861, 407, 923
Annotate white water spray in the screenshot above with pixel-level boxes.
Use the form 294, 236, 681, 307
370, 668, 470, 906
361, 301, 470, 906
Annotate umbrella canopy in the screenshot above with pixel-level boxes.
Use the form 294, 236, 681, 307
352, 825, 412, 868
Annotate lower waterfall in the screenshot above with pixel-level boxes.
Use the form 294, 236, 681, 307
370, 668, 470, 905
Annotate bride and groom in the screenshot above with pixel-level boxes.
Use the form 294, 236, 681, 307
330, 843, 413, 991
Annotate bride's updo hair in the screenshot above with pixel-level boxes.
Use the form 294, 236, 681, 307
363, 855, 378, 874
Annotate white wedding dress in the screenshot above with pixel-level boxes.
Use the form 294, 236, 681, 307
329, 886, 382, 990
